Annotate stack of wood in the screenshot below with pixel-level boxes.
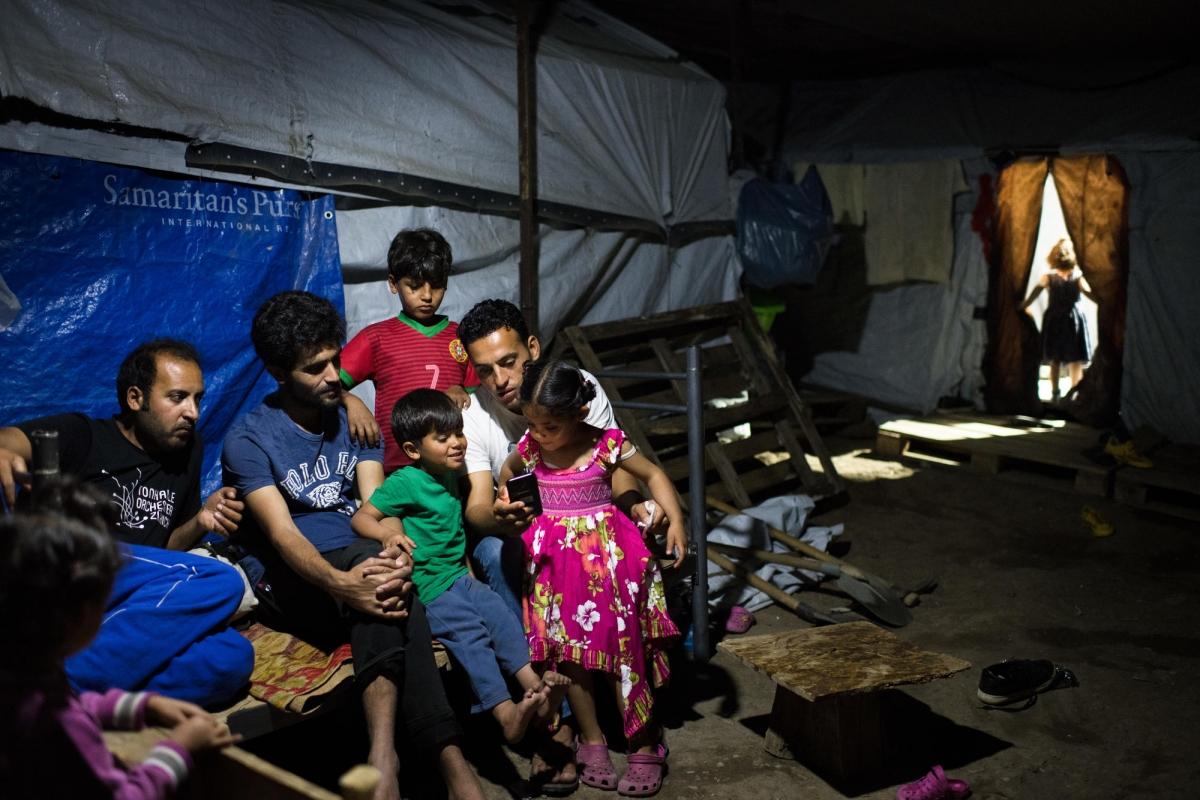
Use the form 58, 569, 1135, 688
552, 298, 844, 508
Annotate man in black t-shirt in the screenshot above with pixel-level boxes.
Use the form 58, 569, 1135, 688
1, 340, 237, 547
0, 339, 254, 706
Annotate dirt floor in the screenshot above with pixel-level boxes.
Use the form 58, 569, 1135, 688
475, 430, 1200, 800
246, 428, 1200, 799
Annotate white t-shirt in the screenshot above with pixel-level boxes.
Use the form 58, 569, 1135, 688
463, 367, 616, 481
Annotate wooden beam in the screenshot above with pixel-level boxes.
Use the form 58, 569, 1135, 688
517, 0, 540, 337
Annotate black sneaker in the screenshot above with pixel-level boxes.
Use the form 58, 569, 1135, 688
977, 659, 1077, 706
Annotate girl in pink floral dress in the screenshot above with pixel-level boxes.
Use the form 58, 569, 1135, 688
499, 360, 686, 797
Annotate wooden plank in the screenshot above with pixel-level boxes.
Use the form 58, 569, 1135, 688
1113, 476, 1149, 506
557, 299, 843, 501
970, 452, 1002, 474
650, 337, 689, 404
879, 415, 1115, 476
640, 395, 786, 436
726, 325, 773, 395
1114, 471, 1200, 522
679, 460, 802, 507
661, 429, 786, 479
569, 301, 742, 345
774, 418, 824, 492
763, 687, 884, 783
875, 429, 906, 459
739, 460, 804, 497
718, 622, 971, 702
1074, 470, 1112, 497
706, 441, 753, 507
620, 375, 746, 410
732, 298, 843, 495
561, 327, 658, 465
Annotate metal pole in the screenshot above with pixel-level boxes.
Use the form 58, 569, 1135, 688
686, 345, 709, 661
29, 429, 59, 506
517, 0, 539, 337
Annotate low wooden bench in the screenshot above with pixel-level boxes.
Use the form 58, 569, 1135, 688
104, 726, 379, 800
719, 622, 970, 784
104, 630, 452, 797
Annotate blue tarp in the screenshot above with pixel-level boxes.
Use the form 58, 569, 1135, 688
0, 150, 342, 496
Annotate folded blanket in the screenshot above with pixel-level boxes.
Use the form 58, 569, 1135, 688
241, 624, 353, 713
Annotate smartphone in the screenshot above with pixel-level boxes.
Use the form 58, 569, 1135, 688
506, 471, 543, 516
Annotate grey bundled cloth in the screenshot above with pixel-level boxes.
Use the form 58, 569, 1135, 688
705, 495, 843, 613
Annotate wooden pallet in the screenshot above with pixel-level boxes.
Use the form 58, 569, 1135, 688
552, 299, 843, 507
1113, 444, 1200, 523
795, 384, 868, 432
876, 412, 1114, 496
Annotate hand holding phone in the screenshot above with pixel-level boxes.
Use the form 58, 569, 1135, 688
505, 471, 543, 517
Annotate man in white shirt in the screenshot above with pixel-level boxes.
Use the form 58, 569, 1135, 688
457, 299, 659, 793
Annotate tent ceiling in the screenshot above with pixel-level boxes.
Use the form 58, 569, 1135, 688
595, 0, 1193, 80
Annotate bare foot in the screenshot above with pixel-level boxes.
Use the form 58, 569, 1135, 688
368, 748, 401, 800
497, 687, 549, 743
536, 670, 573, 721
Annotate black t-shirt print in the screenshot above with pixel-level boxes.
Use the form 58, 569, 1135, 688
16, 413, 202, 548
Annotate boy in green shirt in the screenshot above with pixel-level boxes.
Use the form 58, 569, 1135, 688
352, 389, 568, 744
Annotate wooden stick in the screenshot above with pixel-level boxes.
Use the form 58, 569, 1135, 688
705, 495, 870, 581
338, 765, 381, 800
706, 549, 836, 626
705, 495, 924, 609
706, 541, 839, 576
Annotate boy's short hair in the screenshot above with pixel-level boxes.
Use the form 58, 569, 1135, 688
458, 298, 530, 347
251, 291, 345, 372
391, 388, 464, 449
387, 229, 452, 288
116, 338, 201, 413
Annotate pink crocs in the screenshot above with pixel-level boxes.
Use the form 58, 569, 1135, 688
724, 605, 755, 634
896, 765, 970, 800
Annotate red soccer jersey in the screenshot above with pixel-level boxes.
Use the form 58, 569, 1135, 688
340, 313, 478, 473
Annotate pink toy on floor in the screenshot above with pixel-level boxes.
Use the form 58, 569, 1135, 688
896, 765, 971, 800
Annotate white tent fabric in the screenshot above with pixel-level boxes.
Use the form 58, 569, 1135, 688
801, 159, 990, 412
0, 0, 740, 378
1116, 152, 1200, 444
0, 0, 730, 227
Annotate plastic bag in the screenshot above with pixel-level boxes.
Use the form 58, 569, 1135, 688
736, 166, 834, 288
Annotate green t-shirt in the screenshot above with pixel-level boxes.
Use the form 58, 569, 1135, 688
367, 466, 468, 603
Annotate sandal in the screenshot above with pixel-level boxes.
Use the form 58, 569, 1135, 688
618, 742, 667, 797
725, 605, 755, 634
530, 739, 580, 796
576, 739, 618, 791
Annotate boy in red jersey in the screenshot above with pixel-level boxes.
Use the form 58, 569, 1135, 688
340, 229, 478, 473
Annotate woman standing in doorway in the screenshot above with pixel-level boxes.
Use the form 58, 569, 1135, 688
1021, 238, 1096, 402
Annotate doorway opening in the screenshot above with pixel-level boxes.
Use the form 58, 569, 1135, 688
985, 154, 1129, 428
1022, 173, 1100, 403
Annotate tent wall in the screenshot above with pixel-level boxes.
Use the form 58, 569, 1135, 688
761, 65, 1200, 163
751, 65, 1200, 441
0, 0, 730, 228
1116, 152, 1200, 444
774, 159, 989, 413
